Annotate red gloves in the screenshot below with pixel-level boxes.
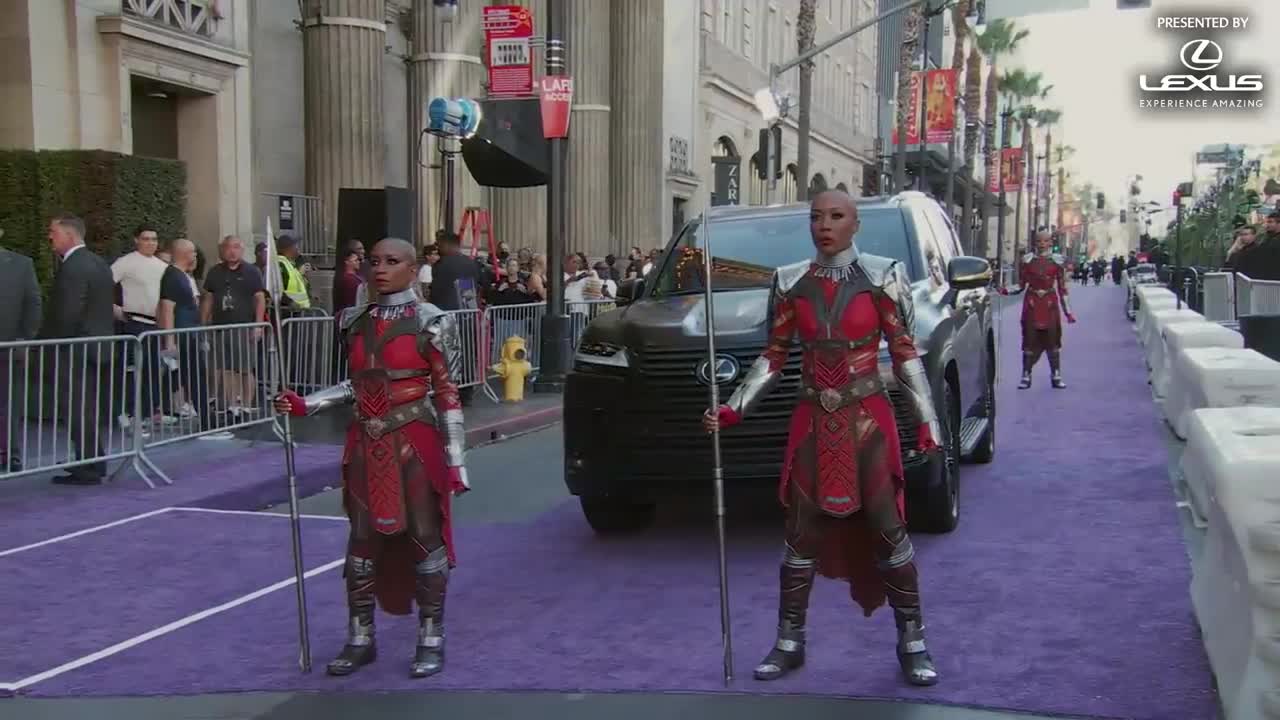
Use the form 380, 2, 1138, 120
447, 467, 470, 496
1065, 313, 1078, 324
276, 390, 307, 417
703, 405, 742, 432
997, 287, 1010, 296
917, 423, 939, 452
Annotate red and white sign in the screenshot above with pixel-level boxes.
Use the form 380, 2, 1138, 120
483, 5, 535, 97
540, 75, 574, 139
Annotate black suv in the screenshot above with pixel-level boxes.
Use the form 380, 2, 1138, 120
564, 192, 998, 534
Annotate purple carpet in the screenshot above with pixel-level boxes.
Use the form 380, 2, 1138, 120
5, 285, 1216, 719
0, 444, 342, 550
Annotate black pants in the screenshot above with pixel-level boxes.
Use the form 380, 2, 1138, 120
56, 353, 108, 480
124, 319, 169, 418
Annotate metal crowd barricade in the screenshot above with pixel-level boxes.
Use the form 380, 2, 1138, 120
0, 335, 137, 482
280, 314, 345, 396
131, 322, 277, 485
485, 302, 547, 374
1235, 273, 1280, 317
567, 299, 617, 349
1201, 272, 1236, 323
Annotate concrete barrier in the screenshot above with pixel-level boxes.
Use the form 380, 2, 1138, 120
1135, 289, 1178, 341
1161, 323, 1245, 427
1183, 407, 1280, 720
1143, 307, 1203, 370
1170, 347, 1280, 440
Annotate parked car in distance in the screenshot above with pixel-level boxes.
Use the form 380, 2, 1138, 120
564, 192, 997, 535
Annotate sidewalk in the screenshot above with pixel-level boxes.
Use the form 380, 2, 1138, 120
0, 392, 563, 545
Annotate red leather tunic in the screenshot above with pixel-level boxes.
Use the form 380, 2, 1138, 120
344, 309, 461, 560
1019, 253, 1070, 330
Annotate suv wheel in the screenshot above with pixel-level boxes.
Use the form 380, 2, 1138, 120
913, 381, 960, 534
579, 496, 656, 534
970, 350, 996, 464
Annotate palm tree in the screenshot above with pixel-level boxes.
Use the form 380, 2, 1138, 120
995, 68, 1043, 263
950, 0, 970, 73
1036, 107, 1063, 231
965, 19, 1029, 253
892, 5, 924, 192
796, 0, 817, 200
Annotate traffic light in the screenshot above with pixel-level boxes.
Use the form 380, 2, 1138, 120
752, 125, 783, 180
1096, 192, 1105, 210
1119, 209, 1127, 223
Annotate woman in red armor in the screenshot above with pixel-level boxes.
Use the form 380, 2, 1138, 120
703, 190, 941, 686
274, 238, 469, 679
1000, 229, 1076, 389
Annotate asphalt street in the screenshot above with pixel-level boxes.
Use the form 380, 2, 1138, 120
3, 407, 1204, 720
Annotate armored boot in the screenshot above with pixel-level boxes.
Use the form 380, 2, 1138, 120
1018, 351, 1035, 389
875, 525, 938, 686
1048, 352, 1066, 389
327, 556, 377, 676
754, 546, 814, 681
409, 546, 449, 678
894, 607, 939, 686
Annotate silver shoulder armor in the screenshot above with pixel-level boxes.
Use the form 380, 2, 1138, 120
1051, 253, 1066, 266
774, 260, 810, 297
862, 255, 916, 335
338, 304, 370, 332
1023, 252, 1035, 265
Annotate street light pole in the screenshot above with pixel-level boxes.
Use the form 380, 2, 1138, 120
995, 107, 1012, 284
534, 0, 571, 391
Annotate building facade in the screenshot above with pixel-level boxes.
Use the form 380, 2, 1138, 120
0, 0, 883, 271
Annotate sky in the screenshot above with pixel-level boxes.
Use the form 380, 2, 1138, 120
996, 0, 1279, 211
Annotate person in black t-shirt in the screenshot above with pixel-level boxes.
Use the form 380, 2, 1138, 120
427, 232, 479, 311
157, 239, 210, 427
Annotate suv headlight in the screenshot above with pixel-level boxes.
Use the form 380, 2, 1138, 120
575, 341, 630, 368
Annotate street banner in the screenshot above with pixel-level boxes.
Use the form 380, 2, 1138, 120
986, 147, 1000, 192
483, 5, 534, 97
539, 75, 574, 139
712, 156, 742, 206
891, 71, 923, 147
924, 69, 957, 144
1000, 148, 1023, 193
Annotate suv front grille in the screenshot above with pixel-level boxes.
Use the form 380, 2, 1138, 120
618, 346, 918, 467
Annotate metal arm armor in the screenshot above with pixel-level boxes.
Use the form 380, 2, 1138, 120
301, 381, 355, 416
419, 305, 467, 470
723, 263, 804, 419
871, 258, 939, 434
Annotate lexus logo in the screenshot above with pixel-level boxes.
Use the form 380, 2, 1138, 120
1179, 39, 1223, 72
696, 354, 740, 386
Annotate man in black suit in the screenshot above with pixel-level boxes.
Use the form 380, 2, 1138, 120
0, 228, 43, 472
44, 213, 115, 485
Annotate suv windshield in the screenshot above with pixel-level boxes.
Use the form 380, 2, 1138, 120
649, 207, 915, 296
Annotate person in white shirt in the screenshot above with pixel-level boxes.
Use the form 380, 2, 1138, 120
592, 262, 618, 299
563, 254, 589, 305
112, 225, 172, 427
417, 243, 440, 298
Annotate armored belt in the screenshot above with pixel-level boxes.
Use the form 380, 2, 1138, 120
1032, 288, 1052, 297
358, 397, 437, 440
798, 374, 885, 413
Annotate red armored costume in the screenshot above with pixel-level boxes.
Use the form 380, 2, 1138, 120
1005, 236, 1075, 388
278, 286, 469, 679
711, 243, 942, 687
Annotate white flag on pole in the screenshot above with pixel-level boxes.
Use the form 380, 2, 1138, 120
263, 217, 284, 306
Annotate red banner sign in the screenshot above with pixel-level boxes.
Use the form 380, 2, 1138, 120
483, 5, 534, 97
1000, 148, 1024, 193
540, 75, 574, 139
924, 69, 957, 144
891, 71, 923, 147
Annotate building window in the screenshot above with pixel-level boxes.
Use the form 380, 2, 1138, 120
743, 2, 754, 59
673, 197, 688, 236
721, 0, 734, 47
749, 157, 764, 205
784, 164, 799, 202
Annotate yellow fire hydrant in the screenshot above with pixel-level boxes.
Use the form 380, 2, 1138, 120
491, 335, 532, 403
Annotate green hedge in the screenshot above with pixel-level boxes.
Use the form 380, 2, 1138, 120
0, 150, 187, 292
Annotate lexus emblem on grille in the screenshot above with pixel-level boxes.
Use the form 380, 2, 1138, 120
696, 354, 740, 385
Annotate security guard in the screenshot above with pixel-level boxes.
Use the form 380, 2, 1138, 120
276, 233, 312, 310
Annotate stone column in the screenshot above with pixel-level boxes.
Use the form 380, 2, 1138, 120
487, 0, 547, 259
565, 0, 610, 260
610, 0, 664, 258
409, 0, 486, 247
302, 0, 386, 250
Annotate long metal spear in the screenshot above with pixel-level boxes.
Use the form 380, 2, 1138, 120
264, 218, 313, 673
700, 205, 734, 686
